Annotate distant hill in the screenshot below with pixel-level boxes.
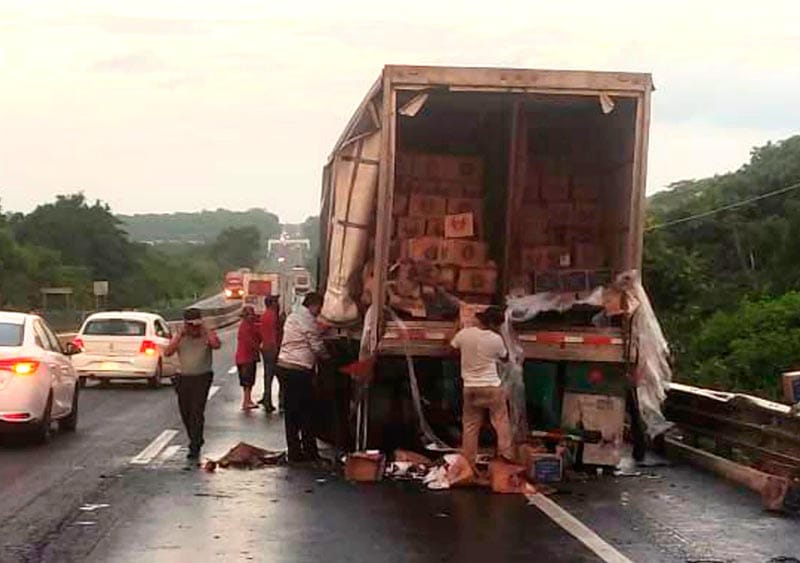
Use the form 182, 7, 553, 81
118, 208, 282, 244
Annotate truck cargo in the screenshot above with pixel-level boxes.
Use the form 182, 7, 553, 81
317, 65, 665, 461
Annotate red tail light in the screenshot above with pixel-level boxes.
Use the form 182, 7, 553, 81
139, 340, 158, 356
0, 358, 41, 375
72, 337, 85, 350
1, 413, 31, 421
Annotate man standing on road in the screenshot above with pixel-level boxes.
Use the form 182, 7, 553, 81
258, 296, 282, 412
165, 308, 221, 461
276, 292, 328, 463
450, 306, 514, 467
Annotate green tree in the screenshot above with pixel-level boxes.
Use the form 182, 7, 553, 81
211, 226, 262, 272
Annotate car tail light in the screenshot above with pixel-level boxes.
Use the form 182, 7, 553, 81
139, 340, 158, 356
0, 358, 41, 375
72, 337, 85, 350
1, 412, 31, 421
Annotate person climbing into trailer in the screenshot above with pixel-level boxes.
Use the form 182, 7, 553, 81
451, 305, 515, 467
276, 292, 329, 463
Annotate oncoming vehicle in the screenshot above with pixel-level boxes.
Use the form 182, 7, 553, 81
0, 312, 81, 442
71, 312, 179, 388
224, 271, 245, 300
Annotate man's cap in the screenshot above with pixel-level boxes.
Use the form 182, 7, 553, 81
183, 308, 203, 322
476, 305, 505, 327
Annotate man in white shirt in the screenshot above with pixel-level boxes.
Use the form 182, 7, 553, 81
451, 306, 514, 465
277, 292, 329, 463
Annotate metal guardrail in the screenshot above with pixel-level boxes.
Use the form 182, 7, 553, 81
665, 383, 800, 512
54, 294, 242, 342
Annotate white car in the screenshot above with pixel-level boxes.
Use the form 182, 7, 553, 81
0, 312, 81, 441
71, 312, 179, 388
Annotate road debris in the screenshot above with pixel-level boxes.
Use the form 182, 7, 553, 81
205, 442, 286, 471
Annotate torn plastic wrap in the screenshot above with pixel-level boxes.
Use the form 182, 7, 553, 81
614, 271, 674, 438
387, 309, 453, 452
500, 318, 529, 444
505, 271, 673, 439
320, 89, 382, 325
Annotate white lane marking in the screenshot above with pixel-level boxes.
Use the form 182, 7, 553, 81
526, 493, 633, 563
207, 385, 220, 400
130, 429, 179, 465
227, 366, 237, 375
155, 444, 181, 466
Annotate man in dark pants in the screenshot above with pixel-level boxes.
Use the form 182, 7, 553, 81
258, 296, 282, 412
165, 308, 221, 460
276, 292, 328, 463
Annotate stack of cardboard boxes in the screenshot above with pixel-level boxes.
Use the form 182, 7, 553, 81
519, 159, 609, 293
389, 152, 497, 317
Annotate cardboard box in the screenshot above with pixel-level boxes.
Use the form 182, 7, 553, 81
408, 237, 443, 262
426, 217, 446, 238
392, 193, 409, 217
409, 194, 447, 217
444, 213, 475, 239
461, 183, 483, 198
395, 176, 411, 194
439, 265, 459, 292
438, 181, 463, 197
457, 267, 498, 295
459, 302, 489, 328
417, 180, 440, 195
560, 270, 589, 293
547, 202, 574, 227
440, 240, 488, 267
540, 173, 570, 201
520, 206, 549, 245
455, 156, 484, 184
526, 453, 563, 483
533, 271, 560, 293
574, 202, 602, 230
345, 452, 386, 482
439, 155, 460, 181
561, 393, 625, 466
783, 371, 800, 404
521, 246, 570, 272
572, 177, 601, 201
573, 243, 606, 269
446, 197, 482, 215
396, 152, 414, 177
396, 216, 426, 239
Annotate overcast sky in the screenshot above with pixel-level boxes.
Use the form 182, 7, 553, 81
1, 1, 799, 222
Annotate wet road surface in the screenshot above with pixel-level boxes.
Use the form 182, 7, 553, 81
1, 327, 798, 562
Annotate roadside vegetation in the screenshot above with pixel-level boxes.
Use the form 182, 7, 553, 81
645, 135, 800, 399
0, 194, 268, 312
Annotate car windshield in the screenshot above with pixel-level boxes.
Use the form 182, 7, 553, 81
83, 319, 146, 336
0, 322, 24, 346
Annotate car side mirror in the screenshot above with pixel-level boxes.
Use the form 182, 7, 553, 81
64, 342, 82, 356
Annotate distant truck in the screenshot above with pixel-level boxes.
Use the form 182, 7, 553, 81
242, 272, 280, 314
316, 65, 658, 461
277, 266, 313, 315
223, 271, 245, 300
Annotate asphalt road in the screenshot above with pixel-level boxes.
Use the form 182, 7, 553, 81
1, 326, 798, 563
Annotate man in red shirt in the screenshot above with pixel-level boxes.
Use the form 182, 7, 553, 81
258, 296, 283, 412
235, 306, 262, 410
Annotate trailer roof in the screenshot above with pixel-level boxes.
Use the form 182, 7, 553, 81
327, 65, 653, 163
383, 64, 653, 94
